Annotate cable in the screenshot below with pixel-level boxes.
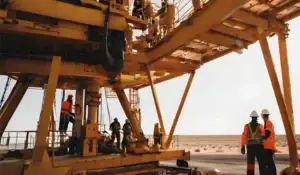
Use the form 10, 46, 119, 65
0, 77, 11, 108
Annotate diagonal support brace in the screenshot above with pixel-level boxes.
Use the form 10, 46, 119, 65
146, 66, 166, 136
0, 76, 31, 139
165, 71, 195, 148
114, 85, 142, 137
258, 31, 298, 169
278, 32, 295, 134
32, 56, 61, 163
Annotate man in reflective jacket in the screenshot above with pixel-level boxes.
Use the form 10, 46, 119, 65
59, 94, 75, 134
261, 109, 277, 175
241, 110, 265, 175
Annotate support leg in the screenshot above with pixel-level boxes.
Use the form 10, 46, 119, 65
25, 56, 67, 175
278, 32, 295, 134
165, 71, 195, 148
81, 80, 100, 157
258, 32, 298, 169
114, 86, 142, 137
146, 67, 166, 136
0, 76, 31, 139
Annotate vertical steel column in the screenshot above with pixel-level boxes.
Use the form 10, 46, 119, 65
278, 32, 295, 134
74, 89, 84, 137
32, 56, 61, 163
0, 77, 30, 139
86, 82, 100, 125
258, 33, 298, 168
114, 86, 142, 137
146, 67, 166, 136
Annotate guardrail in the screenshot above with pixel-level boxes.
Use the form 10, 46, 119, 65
0, 130, 181, 152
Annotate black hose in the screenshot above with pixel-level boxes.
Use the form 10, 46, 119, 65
100, 5, 125, 81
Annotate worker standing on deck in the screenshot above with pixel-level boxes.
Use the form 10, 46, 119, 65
110, 118, 121, 150
59, 94, 75, 134
241, 110, 265, 175
122, 119, 132, 156
261, 109, 277, 175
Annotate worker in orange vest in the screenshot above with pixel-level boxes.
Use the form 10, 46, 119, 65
59, 94, 75, 134
261, 109, 277, 175
241, 110, 266, 175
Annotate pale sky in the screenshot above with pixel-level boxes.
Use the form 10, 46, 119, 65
1, 18, 300, 135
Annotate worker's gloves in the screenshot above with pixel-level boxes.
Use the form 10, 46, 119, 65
241, 146, 245, 154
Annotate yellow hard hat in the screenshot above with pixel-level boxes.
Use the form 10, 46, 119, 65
250, 110, 259, 117
261, 109, 270, 115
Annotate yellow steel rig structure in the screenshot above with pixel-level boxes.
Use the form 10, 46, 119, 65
0, 0, 300, 174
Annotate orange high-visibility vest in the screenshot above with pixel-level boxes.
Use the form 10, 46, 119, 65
61, 101, 72, 114
264, 120, 276, 150
241, 123, 265, 146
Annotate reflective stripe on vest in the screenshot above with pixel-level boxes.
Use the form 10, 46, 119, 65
247, 124, 263, 145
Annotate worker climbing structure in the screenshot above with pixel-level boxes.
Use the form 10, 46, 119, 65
0, 0, 300, 174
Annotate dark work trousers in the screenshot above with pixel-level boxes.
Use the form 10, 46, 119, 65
246, 144, 265, 175
111, 131, 120, 149
264, 149, 277, 175
59, 114, 70, 133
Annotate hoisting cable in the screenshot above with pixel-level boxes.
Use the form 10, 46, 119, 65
0, 77, 11, 108
100, 4, 124, 81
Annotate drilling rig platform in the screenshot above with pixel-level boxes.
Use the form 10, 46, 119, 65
0, 0, 300, 174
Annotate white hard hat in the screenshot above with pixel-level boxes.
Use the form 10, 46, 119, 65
250, 110, 259, 117
261, 109, 270, 115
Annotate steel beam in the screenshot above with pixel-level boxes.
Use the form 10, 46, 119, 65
0, 77, 30, 138
278, 33, 295, 134
8, 0, 137, 31
147, 0, 250, 63
165, 71, 195, 148
232, 9, 285, 29
32, 56, 61, 163
146, 67, 166, 136
55, 150, 190, 172
197, 31, 247, 48
114, 86, 142, 137
258, 32, 298, 169
212, 24, 257, 42
136, 72, 184, 89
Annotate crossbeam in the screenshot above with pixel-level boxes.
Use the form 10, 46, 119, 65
8, 0, 145, 31
54, 150, 190, 172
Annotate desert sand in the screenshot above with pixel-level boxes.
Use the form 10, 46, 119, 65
165, 135, 299, 174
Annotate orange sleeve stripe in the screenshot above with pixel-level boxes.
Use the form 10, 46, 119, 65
241, 125, 248, 146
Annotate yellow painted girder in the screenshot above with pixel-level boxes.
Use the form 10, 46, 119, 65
212, 24, 257, 42
53, 150, 190, 172
232, 9, 285, 29
146, 0, 251, 63
197, 30, 247, 48
8, 0, 145, 31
